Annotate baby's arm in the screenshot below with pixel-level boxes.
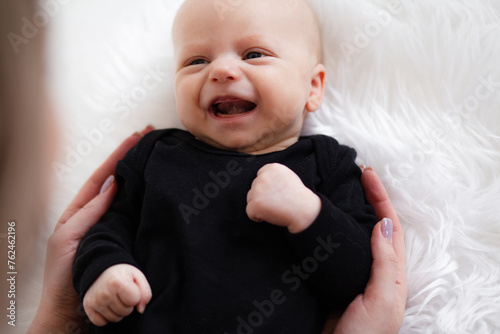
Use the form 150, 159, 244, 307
246, 146, 377, 308
73, 130, 167, 323
83, 264, 152, 327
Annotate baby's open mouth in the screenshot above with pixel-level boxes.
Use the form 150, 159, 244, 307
211, 100, 257, 117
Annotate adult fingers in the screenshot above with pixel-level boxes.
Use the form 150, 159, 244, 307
360, 168, 405, 287
362, 219, 398, 310
360, 168, 398, 225
361, 168, 407, 322
54, 179, 117, 242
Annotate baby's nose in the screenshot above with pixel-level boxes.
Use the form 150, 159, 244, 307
209, 58, 242, 83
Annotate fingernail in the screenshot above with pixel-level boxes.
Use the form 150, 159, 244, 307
360, 164, 366, 172
364, 166, 374, 172
137, 303, 146, 314
133, 131, 143, 138
100, 175, 115, 194
381, 218, 393, 243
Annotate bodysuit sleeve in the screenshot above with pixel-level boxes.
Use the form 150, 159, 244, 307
286, 136, 378, 309
72, 130, 168, 299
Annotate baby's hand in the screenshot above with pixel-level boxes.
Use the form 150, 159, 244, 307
246, 163, 321, 233
83, 264, 152, 327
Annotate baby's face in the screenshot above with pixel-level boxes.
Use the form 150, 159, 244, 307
173, 0, 325, 154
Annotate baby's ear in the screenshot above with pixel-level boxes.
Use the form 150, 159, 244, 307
305, 64, 326, 112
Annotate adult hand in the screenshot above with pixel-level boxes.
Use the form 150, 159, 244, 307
28, 126, 154, 333
322, 167, 407, 334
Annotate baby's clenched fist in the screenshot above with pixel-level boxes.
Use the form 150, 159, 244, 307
83, 264, 152, 327
246, 163, 321, 233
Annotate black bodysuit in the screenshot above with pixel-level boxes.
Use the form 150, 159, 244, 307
73, 129, 377, 333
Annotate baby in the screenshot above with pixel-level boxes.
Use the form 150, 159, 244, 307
73, 0, 378, 332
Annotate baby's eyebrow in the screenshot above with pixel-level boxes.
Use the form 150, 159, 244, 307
176, 42, 209, 55
233, 34, 279, 54
236, 34, 274, 45
240, 34, 266, 42
174, 42, 211, 64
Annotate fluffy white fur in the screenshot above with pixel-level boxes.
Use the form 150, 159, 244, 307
22, 0, 500, 333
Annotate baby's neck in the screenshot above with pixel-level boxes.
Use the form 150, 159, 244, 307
242, 137, 300, 155
194, 135, 300, 155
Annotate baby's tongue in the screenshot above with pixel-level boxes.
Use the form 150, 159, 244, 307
217, 100, 255, 115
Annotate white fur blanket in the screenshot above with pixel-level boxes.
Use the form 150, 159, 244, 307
22, 0, 500, 333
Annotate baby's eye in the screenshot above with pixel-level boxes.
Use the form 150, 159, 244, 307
245, 52, 265, 60
188, 58, 208, 66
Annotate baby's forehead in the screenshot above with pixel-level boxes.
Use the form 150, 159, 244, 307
174, 0, 321, 60
175, 0, 317, 30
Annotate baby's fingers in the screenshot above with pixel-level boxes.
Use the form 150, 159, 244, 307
133, 270, 153, 314
85, 308, 110, 327
84, 286, 132, 326
84, 290, 126, 326
110, 267, 152, 315
90, 278, 143, 326
92, 305, 127, 326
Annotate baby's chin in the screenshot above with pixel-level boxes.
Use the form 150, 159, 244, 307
189, 124, 301, 155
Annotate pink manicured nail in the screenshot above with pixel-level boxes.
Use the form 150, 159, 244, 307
100, 175, 115, 194
382, 218, 393, 243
